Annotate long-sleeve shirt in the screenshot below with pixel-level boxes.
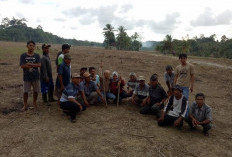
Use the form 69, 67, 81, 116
110, 79, 125, 95
40, 53, 53, 81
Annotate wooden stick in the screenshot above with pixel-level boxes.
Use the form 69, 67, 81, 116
116, 77, 121, 107
101, 58, 108, 107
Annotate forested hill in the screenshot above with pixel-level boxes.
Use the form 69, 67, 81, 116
0, 18, 103, 47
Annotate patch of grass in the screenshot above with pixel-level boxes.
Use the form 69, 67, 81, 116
0, 46, 42, 60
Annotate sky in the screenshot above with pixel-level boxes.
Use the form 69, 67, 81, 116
0, 0, 232, 43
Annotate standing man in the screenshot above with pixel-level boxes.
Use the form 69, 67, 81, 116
20, 41, 41, 111
158, 85, 188, 129
55, 54, 72, 102
60, 73, 86, 123
164, 65, 175, 96
186, 93, 212, 136
140, 74, 168, 118
40, 44, 56, 103
55, 43, 71, 70
174, 53, 194, 100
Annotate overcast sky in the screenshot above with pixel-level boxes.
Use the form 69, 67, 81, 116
0, 0, 232, 42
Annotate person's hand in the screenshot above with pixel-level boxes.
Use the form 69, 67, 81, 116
131, 98, 136, 105
61, 85, 65, 92
25, 63, 32, 68
158, 115, 164, 122
45, 77, 49, 83
79, 104, 83, 111
142, 99, 147, 106
192, 119, 198, 127
101, 96, 106, 103
167, 90, 172, 96
190, 86, 193, 92
174, 118, 181, 127
85, 101, 90, 107
155, 102, 161, 106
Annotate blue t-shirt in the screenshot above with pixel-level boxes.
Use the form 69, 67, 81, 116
60, 83, 80, 102
79, 81, 98, 96
20, 52, 41, 81
56, 62, 71, 88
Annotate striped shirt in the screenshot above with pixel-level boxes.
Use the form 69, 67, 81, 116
60, 83, 80, 102
133, 84, 149, 97
126, 80, 139, 90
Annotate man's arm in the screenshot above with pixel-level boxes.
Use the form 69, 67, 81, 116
29, 63, 41, 68
174, 116, 184, 127
20, 63, 32, 69
190, 73, 194, 92
166, 81, 171, 91
58, 75, 65, 91
96, 88, 105, 103
174, 75, 178, 85
40, 58, 49, 81
81, 91, 89, 106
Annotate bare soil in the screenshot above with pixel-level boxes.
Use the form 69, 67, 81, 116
0, 41, 232, 157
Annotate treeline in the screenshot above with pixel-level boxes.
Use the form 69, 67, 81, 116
156, 34, 232, 59
102, 24, 142, 51
0, 17, 103, 47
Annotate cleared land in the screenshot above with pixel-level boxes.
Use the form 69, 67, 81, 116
0, 41, 232, 157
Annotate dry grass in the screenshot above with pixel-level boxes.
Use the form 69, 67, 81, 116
0, 41, 232, 157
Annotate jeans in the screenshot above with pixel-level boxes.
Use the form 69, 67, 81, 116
101, 92, 116, 100
180, 86, 189, 100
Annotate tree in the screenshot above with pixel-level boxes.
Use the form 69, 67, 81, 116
131, 32, 142, 51
162, 34, 173, 54
36, 25, 43, 30
116, 26, 131, 50
103, 24, 116, 49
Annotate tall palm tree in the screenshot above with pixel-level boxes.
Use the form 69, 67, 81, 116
103, 24, 116, 49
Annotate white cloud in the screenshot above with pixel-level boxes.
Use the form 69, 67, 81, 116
18, 0, 34, 4
191, 8, 232, 26
1, 0, 232, 42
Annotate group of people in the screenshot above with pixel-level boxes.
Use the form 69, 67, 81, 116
19, 40, 213, 136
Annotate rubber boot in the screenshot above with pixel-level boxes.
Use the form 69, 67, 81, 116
42, 93, 48, 103
48, 88, 56, 102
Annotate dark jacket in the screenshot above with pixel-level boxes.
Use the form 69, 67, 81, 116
165, 95, 187, 117
40, 53, 53, 81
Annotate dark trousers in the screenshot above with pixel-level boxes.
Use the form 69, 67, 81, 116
186, 118, 212, 133
158, 114, 183, 128
40, 79, 54, 94
140, 103, 164, 118
114, 92, 131, 103
60, 101, 86, 120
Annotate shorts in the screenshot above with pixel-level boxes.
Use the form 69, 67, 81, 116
23, 80, 40, 93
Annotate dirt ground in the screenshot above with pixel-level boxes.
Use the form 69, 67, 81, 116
0, 41, 232, 157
